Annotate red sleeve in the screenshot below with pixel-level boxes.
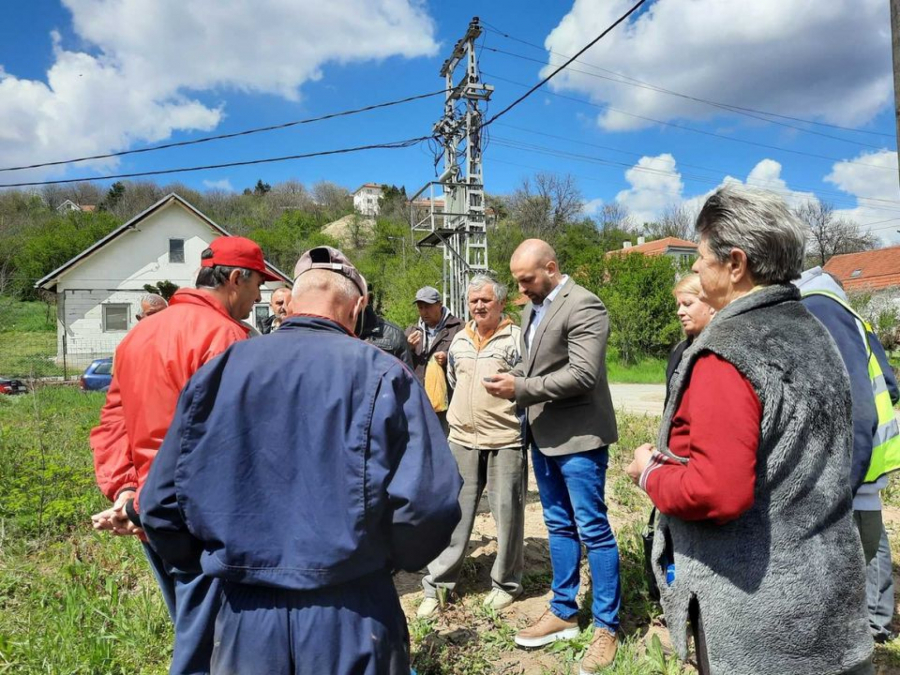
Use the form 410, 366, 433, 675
90, 374, 137, 501
645, 354, 761, 524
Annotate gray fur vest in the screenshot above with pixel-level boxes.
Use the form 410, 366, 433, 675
653, 284, 871, 675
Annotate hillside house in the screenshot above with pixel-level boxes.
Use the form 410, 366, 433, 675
605, 236, 698, 264
56, 199, 96, 214
353, 183, 383, 216
36, 193, 290, 364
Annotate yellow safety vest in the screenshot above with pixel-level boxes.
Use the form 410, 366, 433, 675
803, 290, 900, 482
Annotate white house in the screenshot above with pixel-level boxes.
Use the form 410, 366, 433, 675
36, 193, 291, 364
353, 183, 383, 216
56, 199, 96, 214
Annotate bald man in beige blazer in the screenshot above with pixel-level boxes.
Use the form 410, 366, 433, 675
485, 239, 621, 673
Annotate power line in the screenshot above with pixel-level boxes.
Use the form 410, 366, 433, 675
0, 137, 431, 188
494, 122, 900, 208
483, 71, 897, 172
483, 46, 890, 151
481, 21, 897, 141
490, 137, 900, 214
480, 0, 647, 129
491, 156, 900, 239
0, 89, 447, 174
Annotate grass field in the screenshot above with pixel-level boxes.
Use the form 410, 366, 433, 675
606, 357, 667, 385
2, 386, 899, 673
0, 299, 64, 378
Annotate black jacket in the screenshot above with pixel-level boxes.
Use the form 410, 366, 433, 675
359, 307, 413, 368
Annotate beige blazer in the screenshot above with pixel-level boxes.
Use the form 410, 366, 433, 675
513, 278, 618, 456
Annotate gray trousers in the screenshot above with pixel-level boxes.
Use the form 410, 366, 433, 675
422, 442, 526, 599
866, 519, 895, 641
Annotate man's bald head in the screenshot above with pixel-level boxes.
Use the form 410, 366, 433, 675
291, 269, 366, 333
510, 238, 562, 306
511, 239, 558, 269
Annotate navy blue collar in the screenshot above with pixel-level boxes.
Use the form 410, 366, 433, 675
278, 315, 355, 337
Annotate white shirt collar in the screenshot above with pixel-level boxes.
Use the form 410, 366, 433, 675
534, 275, 568, 310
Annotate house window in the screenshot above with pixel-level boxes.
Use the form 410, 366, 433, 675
169, 238, 185, 263
102, 304, 130, 332
851, 269, 862, 278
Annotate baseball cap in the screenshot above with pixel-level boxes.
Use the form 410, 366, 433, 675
201, 236, 281, 281
413, 286, 441, 304
293, 246, 367, 297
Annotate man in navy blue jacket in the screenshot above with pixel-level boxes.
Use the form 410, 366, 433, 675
796, 267, 900, 642
141, 246, 463, 675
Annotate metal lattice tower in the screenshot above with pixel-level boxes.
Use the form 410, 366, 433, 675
410, 17, 493, 320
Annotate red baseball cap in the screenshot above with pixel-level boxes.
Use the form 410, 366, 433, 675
201, 236, 281, 281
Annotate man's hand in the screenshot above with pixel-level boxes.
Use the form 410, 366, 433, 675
91, 489, 142, 536
91, 506, 119, 531
433, 351, 447, 367
626, 443, 655, 485
91, 488, 134, 532
483, 372, 516, 400
407, 331, 422, 349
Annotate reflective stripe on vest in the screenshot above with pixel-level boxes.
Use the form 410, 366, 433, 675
802, 289, 900, 482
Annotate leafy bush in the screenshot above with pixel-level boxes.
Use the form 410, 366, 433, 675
0, 386, 106, 537
577, 254, 683, 365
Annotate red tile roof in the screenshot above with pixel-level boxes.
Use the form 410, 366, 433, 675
823, 247, 900, 292
605, 236, 698, 257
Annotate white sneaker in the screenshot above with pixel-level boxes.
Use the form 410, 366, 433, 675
483, 588, 518, 611
417, 597, 440, 619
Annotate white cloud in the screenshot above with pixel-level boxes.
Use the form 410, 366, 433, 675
0, 0, 438, 181
582, 197, 604, 216
614, 153, 683, 224
681, 159, 818, 216
614, 154, 819, 224
543, 0, 891, 131
202, 178, 234, 192
826, 150, 900, 236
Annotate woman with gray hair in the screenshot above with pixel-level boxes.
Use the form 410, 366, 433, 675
627, 185, 872, 674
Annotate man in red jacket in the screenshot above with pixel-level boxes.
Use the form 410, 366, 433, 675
90, 236, 278, 672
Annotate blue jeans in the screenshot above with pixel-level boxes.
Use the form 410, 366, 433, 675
531, 445, 621, 632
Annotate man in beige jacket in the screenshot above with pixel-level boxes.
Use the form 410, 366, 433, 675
417, 275, 526, 619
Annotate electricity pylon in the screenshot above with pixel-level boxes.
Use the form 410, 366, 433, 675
410, 17, 493, 320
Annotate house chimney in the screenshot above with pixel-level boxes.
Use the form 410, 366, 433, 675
622, 241, 632, 249
637, 236, 645, 245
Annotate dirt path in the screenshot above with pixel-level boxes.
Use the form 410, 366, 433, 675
399, 438, 900, 673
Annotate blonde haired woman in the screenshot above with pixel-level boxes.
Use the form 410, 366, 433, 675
665, 274, 715, 401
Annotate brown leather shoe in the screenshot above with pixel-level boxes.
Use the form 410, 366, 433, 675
514, 609, 579, 648
578, 628, 618, 673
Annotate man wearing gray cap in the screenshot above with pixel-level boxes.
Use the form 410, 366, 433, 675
405, 286, 463, 432
140, 246, 462, 675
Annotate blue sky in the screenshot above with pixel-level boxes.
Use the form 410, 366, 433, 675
1, 0, 898, 241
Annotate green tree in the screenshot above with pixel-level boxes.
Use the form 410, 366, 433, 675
100, 182, 126, 212
578, 253, 682, 365
252, 179, 272, 196
142, 280, 179, 301
10, 211, 122, 300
